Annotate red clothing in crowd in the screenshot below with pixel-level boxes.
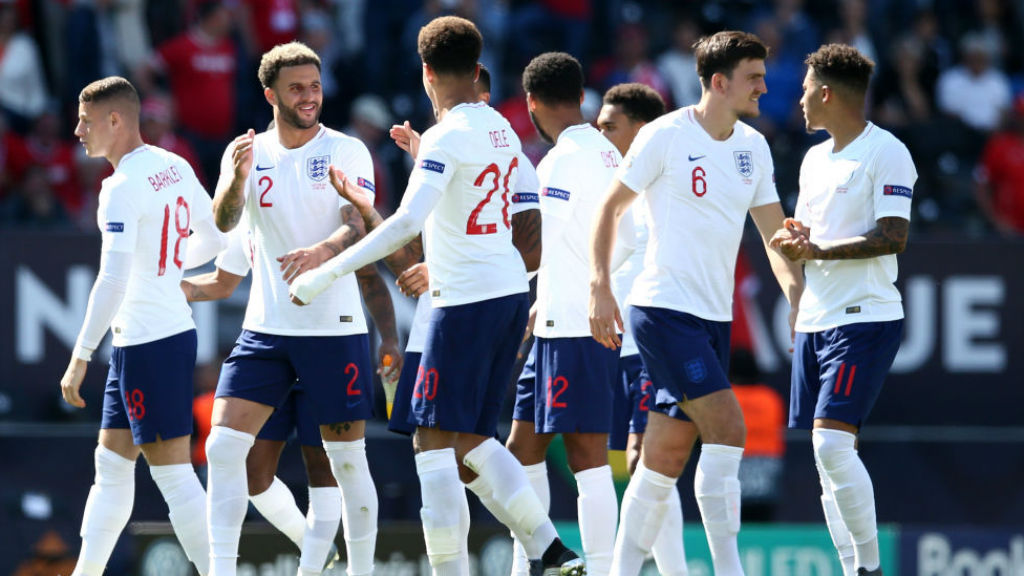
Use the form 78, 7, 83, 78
245, 0, 299, 53
156, 31, 237, 139
980, 132, 1024, 233
6, 137, 81, 213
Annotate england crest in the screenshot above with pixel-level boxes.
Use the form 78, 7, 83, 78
685, 358, 707, 383
734, 151, 753, 178
307, 155, 330, 182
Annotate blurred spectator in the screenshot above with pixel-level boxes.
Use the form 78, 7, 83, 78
969, 0, 1023, 73
143, 0, 239, 186
139, 93, 207, 186
975, 96, 1024, 237
12, 530, 77, 576
910, 8, 952, 93
657, 17, 702, 109
730, 348, 785, 522
937, 32, 1012, 134
6, 110, 81, 217
2, 164, 71, 229
752, 0, 819, 63
0, 1, 49, 134
238, 0, 299, 57
300, 7, 348, 128
590, 22, 671, 105
873, 37, 932, 128
828, 0, 877, 65
347, 94, 407, 215
508, 0, 590, 68
749, 16, 804, 141
64, 0, 122, 111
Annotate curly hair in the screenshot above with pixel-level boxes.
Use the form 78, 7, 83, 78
804, 43, 875, 95
603, 83, 666, 123
258, 42, 321, 90
694, 30, 769, 88
418, 16, 482, 76
522, 52, 584, 106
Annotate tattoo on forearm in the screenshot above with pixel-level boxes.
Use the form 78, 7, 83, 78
383, 234, 424, 277
813, 217, 909, 260
357, 265, 398, 339
512, 210, 542, 268
214, 192, 245, 231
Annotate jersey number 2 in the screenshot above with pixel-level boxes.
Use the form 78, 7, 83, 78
467, 156, 518, 235
158, 196, 190, 276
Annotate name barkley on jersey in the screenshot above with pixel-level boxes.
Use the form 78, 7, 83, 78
148, 166, 183, 192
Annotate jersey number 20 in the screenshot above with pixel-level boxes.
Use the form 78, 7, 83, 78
158, 196, 190, 276
467, 156, 518, 235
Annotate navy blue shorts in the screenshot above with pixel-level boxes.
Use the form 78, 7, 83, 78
609, 354, 658, 450
257, 383, 322, 446
412, 293, 528, 436
790, 320, 903, 429
387, 351, 422, 436
512, 341, 537, 422
101, 330, 197, 445
630, 306, 731, 411
527, 336, 619, 434
216, 330, 374, 425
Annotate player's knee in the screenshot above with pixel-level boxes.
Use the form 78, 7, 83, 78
565, 442, 608, 473
206, 426, 254, 468
812, 428, 857, 472
246, 467, 274, 495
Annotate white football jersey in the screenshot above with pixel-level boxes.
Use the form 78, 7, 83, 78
795, 122, 916, 331
612, 197, 649, 357
217, 125, 375, 335
409, 102, 528, 307
619, 106, 779, 321
405, 294, 432, 353
215, 222, 252, 277
534, 124, 623, 338
98, 145, 213, 346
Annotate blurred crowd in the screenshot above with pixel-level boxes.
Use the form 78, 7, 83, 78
1, 0, 1023, 236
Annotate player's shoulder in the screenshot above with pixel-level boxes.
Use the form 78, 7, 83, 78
320, 125, 369, 152
863, 123, 909, 154
732, 119, 771, 150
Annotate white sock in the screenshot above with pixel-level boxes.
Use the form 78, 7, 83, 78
576, 465, 617, 576
462, 438, 556, 560
150, 463, 210, 575
298, 487, 342, 576
250, 477, 306, 549
72, 445, 136, 576
205, 426, 256, 576
323, 439, 378, 576
457, 481, 472, 575
652, 486, 688, 576
813, 429, 880, 572
415, 449, 468, 575
611, 461, 674, 576
694, 444, 744, 576
511, 462, 549, 576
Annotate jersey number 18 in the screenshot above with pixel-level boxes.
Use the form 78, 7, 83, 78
158, 196, 190, 276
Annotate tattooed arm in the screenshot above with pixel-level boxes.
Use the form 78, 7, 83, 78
511, 208, 542, 272
278, 204, 362, 284
213, 130, 255, 232
181, 268, 246, 302
789, 217, 910, 261
356, 262, 403, 378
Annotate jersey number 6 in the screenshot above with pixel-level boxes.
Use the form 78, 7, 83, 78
467, 156, 519, 235
158, 196, 190, 276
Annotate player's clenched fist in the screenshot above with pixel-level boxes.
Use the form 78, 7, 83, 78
396, 262, 429, 297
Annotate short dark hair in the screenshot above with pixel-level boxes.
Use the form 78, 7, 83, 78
477, 63, 491, 93
79, 76, 140, 115
804, 43, 875, 96
522, 52, 584, 106
418, 16, 482, 76
695, 30, 769, 87
258, 41, 321, 90
603, 83, 665, 123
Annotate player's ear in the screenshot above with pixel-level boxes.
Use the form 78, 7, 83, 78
526, 92, 538, 112
263, 86, 277, 107
422, 62, 436, 84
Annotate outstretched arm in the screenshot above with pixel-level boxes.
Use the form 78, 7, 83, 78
181, 268, 245, 302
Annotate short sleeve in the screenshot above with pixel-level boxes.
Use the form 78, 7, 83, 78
538, 154, 580, 221
184, 161, 214, 222
510, 152, 540, 216
406, 127, 457, 196
99, 178, 140, 254
616, 121, 669, 195
750, 138, 780, 208
872, 138, 917, 221
215, 227, 252, 277
336, 138, 376, 209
